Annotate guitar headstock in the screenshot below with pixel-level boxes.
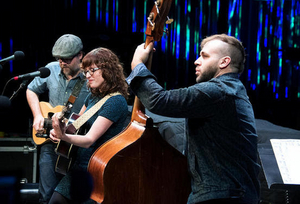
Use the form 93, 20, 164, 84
145, 0, 173, 46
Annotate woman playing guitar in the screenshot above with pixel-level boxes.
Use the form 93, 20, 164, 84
49, 47, 129, 204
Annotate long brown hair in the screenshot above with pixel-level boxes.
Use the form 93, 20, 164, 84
81, 47, 128, 100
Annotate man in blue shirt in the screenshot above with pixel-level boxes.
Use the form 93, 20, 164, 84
26, 34, 89, 203
127, 34, 260, 204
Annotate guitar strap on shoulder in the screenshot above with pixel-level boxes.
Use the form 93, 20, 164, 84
70, 92, 121, 131
66, 78, 86, 106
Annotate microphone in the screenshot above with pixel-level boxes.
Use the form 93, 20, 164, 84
0, 51, 25, 64
13, 67, 50, 81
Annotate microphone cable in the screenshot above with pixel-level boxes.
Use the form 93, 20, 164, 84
1, 77, 13, 96
9, 80, 29, 101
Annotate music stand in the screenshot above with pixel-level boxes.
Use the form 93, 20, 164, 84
258, 143, 300, 190
258, 142, 300, 204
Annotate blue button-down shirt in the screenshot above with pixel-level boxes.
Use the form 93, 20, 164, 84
27, 61, 89, 115
127, 63, 260, 204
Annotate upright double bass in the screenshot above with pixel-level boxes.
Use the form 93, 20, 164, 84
87, 1, 191, 203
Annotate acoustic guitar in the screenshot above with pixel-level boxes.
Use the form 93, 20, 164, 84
55, 92, 121, 175
32, 101, 67, 145
87, 1, 191, 203
55, 112, 81, 175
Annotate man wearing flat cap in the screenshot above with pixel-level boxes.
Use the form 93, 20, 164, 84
26, 34, 89, 204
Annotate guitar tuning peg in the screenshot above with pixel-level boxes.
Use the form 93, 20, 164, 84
148, 13, 156, 30
155, 0, 161, 14
152, 23, 156, 31
147, 17, 154, 27
166, 16, 174, 24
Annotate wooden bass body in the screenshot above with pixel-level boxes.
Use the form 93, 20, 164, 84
88, 106, 191, 204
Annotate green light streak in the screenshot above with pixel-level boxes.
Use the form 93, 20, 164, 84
96, 0, 99, 21
238, 0, 242, 38
188, 1, 191, 12
143, 0, 147, 41
217, 0, 220, 17
186, 24, 190, 60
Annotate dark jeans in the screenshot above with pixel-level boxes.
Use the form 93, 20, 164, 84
39, 143, 63, 203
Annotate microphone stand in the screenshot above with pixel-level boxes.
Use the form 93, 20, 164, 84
9, 80, 29, 101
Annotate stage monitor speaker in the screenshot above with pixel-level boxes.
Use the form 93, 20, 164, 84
0, 137, 37, 183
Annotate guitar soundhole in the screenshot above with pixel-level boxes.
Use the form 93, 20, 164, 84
43, 112, 54, 128
36, 112, 54, 138
44, 119, 53, 129
48, 112, 54, 118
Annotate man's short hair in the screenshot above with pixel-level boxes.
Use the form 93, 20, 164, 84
201, 34, 246, 73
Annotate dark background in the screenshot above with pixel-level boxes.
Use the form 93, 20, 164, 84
0, 0, 300, 136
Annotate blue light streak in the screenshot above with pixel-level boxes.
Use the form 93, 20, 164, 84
132, 0, 137, 32
116, 0, 119, 31
87, 0, 91, 22
106, 0, 109, 27
228, 0, 237, 36
256, 2, 263, 87
248, 69, 251, 81
278, 51, 282, 75
82, 0, 299, 99
264, 14, 268, 47
100, 0, 103, 21
175, 0, 180, 59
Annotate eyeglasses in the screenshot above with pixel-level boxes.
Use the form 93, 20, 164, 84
83, 67, 101, 76
56, 53, 78, 64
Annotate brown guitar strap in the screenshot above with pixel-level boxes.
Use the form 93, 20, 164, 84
66, 78, 86, 106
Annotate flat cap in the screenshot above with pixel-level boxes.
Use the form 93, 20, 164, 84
52, 34, 83, 58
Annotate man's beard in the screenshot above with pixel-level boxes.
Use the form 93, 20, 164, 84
196, 68, 216, 83
62, 66, 80, 77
